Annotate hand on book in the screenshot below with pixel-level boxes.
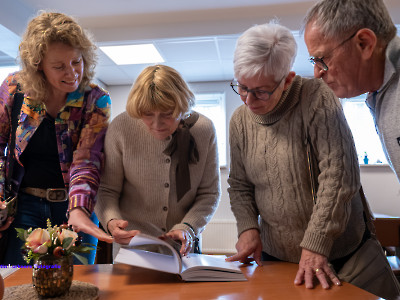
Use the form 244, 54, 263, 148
163, 229, 193, 256
226, 228, 262, 266
108, 219, 140, 244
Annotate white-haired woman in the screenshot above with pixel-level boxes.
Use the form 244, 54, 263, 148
226, 22, 400, 299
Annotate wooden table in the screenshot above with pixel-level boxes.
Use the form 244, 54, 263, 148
4, 262, 379, 299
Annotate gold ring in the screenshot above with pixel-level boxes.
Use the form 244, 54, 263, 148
315, 268, 320, 273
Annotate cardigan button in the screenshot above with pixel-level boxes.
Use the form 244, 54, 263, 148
164, 183, 169, 188
163, 206, 168, 211
166, 158, 170, 163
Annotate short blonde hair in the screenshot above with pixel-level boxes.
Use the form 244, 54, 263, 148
18, 11, 97, 102
126, 65, 195, 119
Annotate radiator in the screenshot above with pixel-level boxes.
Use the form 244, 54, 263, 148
201, 219, 238, 255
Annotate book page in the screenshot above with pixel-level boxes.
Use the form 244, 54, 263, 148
115, 247, 180, 274
180, 254, 247, 281
114, 234, 182, 274
129, 234, 182, 256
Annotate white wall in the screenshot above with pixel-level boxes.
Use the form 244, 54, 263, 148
360, 165, 400, 216
106, 81, 400, 254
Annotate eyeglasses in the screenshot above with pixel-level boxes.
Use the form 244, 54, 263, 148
309, 31, 358, 72
230, 76, 285, 101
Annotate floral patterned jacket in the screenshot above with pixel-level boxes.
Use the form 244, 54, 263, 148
0, 73, 111, 213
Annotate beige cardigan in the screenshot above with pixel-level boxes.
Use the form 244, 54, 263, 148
95, 111, 221, 240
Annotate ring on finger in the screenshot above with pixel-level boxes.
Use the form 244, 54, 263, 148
315, 268, 321, 273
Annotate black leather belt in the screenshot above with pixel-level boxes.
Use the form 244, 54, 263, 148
21, 187, 68, 202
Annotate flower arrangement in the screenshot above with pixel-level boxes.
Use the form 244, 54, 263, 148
16, 219, 95, 264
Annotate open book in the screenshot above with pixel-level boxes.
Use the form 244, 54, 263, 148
114, 233, 247, 282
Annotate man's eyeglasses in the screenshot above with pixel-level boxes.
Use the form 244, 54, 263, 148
230, 76, 285, 101
309, 30, 358, 72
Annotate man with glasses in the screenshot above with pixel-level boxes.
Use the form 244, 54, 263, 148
303, 0, 400, 182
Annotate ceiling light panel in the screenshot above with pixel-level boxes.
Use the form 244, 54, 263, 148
99, 44, 164, 65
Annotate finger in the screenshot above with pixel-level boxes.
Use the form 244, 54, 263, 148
180, 236, 192, 256
187, 239, 193, 254
253, 246, 263, 266
180, 243, 185, 255
315, 268, 330, 289
108, 220, 127, 235
294, 268, 305, 286
324, 267, 341, 286
226, 252, 249, 263
305, 268, 315, 289
81, 223, 114, 243
116, 220, 129, 230
164, 232, 179, 241
181, 243, 192, 256
92, 229, 114, 243
127, 229, 140, 236
114, 229, 137, 240
113, 230, 139, 245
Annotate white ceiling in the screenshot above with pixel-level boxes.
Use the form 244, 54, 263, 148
1, 0, 400, 87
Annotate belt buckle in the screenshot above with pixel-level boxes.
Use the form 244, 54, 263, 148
46, 188, 68, 202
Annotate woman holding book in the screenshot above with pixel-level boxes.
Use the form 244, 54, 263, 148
226, 22, 400, 299
95, 65, 220, 256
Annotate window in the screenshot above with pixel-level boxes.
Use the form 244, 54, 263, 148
193, 93, 226, 167
0, 66, 19, 83
341, 95, 387, 165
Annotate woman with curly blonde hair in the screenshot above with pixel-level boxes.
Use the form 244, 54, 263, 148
18, 12, 97, 103
0, 11, 113, 265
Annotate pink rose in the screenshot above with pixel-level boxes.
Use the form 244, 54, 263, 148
57, 229, 78, 250
25, 228, 51, 254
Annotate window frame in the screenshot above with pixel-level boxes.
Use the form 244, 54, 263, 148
193, 92, 227, 168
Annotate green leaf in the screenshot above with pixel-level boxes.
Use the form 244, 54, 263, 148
62, 237, 74, 249
15, 228, 27, 241
76, 246, 94, 253
72, 252, 88, 265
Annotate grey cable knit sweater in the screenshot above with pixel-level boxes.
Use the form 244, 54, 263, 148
95, 111, 221, 240
228, 76, 366, 263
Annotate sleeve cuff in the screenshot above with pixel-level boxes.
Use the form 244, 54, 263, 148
68, 194, 94, 213
236, 218, 260, 237
300, 231, 334, 257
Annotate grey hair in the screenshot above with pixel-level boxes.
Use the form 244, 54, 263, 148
302, 0, 396, 44
234, 21, 297, 82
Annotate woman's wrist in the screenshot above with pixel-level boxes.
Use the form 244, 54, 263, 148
107, 218, 116, 235
183, 222, 197, 240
